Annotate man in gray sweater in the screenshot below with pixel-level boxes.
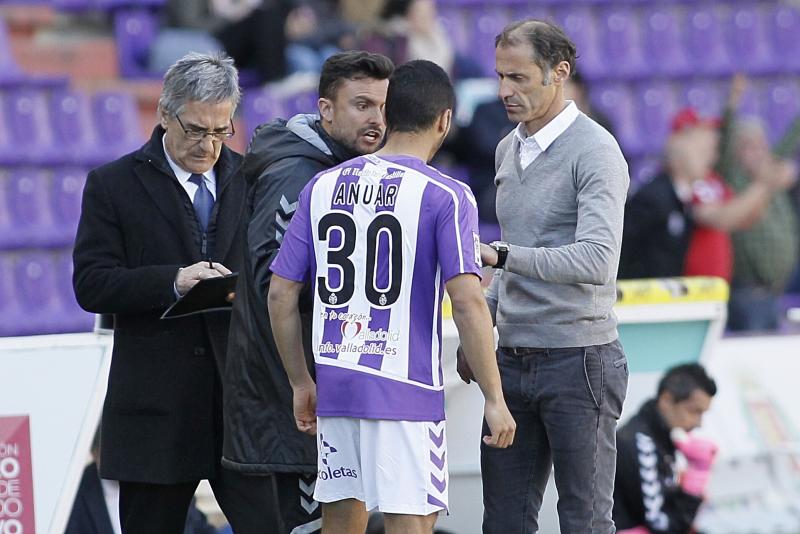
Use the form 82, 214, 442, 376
458, 19, 630, 534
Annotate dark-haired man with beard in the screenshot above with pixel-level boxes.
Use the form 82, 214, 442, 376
222, 50, 394, 533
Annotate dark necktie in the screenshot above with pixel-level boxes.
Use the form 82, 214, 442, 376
188, 173, 214, 231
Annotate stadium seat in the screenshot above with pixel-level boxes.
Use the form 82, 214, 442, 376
767, 4, 800, 71
114, 9, 160, 79
681, 80, 724, 118
591, 83, 641, 156
52, 248, 94, 333
4, 168, 56, 249
50, 168, 87, 247
552, 7, 603, 80
1, 87, 54, 165
13, 251, 61, 335
281, 90, 318, 119
636, 82, 678, 155
469, 6, 512, 76
642, 4, 691, 77
685, 5, 732, 75
437, 6, 470, 57
598, 8, 648, 78
50, 89, 102, 166
242, 88, 282, 138
92, 91, 144, 161
762, 79, 800, 145
0, 253, 22, 337
727, 4, 773, 74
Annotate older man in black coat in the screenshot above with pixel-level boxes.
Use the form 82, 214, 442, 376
73, 52, 250, 534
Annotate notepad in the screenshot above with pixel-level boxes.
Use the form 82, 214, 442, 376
161, 273, 239, 319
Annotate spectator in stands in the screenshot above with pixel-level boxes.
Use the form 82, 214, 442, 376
150, 0, 289, 84
221, 51, 393, 534
469, 19, 629, 534
614, 363, 718, 534
358, 0, 454, 75
619, 107, 778, 280
284, 1, 355, 74
65, 428, 216, 534
718, 75, 800, 331
72, 53, 255, 534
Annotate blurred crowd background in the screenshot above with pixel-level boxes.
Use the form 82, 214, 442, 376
1, 0, 800, 337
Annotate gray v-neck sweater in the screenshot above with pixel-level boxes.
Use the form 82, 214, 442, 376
486, 113, 629, 348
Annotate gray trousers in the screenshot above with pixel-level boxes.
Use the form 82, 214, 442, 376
481, 341, 628, 534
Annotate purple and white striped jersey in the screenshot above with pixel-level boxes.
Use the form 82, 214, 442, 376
271, 154, 482, 421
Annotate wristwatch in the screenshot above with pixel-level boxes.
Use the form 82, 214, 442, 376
489, 241, 510, 269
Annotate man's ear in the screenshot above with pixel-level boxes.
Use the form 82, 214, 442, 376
318, 98, 333, 123
553, 61, 571, 86
438, 108, 453, 136
158, 107, 169, 130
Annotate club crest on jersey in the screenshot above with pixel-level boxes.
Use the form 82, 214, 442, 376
340, 320, 363, 339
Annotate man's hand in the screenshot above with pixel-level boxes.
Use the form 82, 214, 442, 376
480, 243, 498, 268
175, 261, 232, 295
482, 398, 516, 448
293, 382, 317, 435
456, 345, 475, 384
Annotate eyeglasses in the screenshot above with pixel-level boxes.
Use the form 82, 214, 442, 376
175, 114, 235, 142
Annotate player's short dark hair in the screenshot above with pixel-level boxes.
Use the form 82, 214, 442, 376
319, 51, 394, 100
495, 19, 577, 79
657, 363, 717, 402
385, 60, 455, 133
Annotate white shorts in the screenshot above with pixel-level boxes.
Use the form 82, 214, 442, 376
314, 416, 449, 515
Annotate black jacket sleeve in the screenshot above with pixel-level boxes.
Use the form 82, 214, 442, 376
615, 431, 703, 534
247, 158, 318, 301
73, 169, 180, 315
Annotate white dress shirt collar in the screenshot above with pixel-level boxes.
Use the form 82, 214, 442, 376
514, 100, 580, 153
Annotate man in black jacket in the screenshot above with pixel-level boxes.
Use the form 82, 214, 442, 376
222, 50, 394, 533
73, 52, 251, 534
614, 363, 718, 534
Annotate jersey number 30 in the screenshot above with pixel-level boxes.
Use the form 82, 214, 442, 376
317, 212, 402, 308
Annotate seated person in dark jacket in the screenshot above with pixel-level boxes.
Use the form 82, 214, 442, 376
614, 363, 718, 534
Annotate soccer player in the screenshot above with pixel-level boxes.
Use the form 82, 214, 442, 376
268, 60, 516, 534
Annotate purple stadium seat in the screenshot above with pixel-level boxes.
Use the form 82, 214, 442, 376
0, 173, 12, 250
13, 251, 61, 335
242, 88, 283, 138
681, 81, 724, 118
736, 81, 763, 118
4, 168, 56, 248
767, 4, 800, 71
92, 91, 144, 161
49, 89, 101, 166
727, 4, 773, 74
53, 248, 94, 333
637, 82, 678, 155
281, 90, 318, 119
598, 8, 648, 78
0, 253, 22, 337
437, 6, 470, 56
114, 9, 159, 79
763, 80, 800, 145
685, 5, 732, 75
50, 168, 87, 246
1, 87, 54, 165
553, 8, 603, 80
591, 83, 641, 156
469, 6, 512, 76
642, 5, 690, 77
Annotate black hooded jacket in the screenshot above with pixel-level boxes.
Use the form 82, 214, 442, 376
222, 114, 357, 474
613, 399, 704, 533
